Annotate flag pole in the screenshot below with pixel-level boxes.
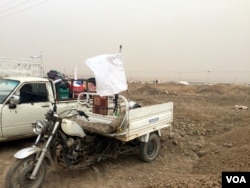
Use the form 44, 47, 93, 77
114, 44, 122, 115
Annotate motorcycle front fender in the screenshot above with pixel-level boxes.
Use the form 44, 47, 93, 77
14, 146, 41, 159
14, 145, 53, 166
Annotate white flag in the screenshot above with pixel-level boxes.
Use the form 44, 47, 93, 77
85, 54, 128, 96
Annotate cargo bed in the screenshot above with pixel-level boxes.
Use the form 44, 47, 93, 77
76, 93, 173, 142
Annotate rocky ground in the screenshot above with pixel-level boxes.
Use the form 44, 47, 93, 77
1, 82, 250, 187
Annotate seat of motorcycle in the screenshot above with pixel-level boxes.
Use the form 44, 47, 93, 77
74, 115, 124, 135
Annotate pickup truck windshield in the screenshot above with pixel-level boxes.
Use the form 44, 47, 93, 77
0, 79, 19, 104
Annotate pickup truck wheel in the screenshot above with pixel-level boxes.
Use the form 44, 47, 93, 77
139, 133, 160, 162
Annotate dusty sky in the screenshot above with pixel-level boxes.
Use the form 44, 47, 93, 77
0, 0, 249, 83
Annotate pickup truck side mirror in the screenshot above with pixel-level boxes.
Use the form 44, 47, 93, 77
9, 95, 20, 109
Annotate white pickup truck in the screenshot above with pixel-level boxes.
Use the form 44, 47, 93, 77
0, 76, 84, 142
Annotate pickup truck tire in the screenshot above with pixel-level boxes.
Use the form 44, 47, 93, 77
5, 155, 47, 188
139, 133, 160, 162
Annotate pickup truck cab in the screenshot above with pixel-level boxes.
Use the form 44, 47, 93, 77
0, 77, 81, 142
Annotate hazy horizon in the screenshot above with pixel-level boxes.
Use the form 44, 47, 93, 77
0, 0, 249, 83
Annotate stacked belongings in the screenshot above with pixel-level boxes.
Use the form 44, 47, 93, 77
70, 80, 85, 99
47, 70, 69, 99
47, 70, 65, 80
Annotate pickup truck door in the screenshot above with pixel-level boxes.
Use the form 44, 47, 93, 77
1, 82, 52, 140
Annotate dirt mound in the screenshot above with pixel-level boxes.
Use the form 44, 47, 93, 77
197, 84, 250, 96
126, 84, 167, 106
192, 125, 250, 174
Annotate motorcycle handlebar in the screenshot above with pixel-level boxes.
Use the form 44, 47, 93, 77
46, 108, 89, 121
78, 110, 89, 120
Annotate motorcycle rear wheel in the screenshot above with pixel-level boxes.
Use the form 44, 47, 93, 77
6, 155, 47, 188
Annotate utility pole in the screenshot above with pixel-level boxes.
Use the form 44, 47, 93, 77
207, 70, 210, 84
119, 44, 122, 53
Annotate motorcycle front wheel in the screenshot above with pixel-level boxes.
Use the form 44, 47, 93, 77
6, 155, 47, 188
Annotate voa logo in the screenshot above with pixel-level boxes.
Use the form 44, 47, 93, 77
226, 176, 246, 184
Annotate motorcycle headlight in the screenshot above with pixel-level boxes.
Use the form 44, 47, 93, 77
32, 120, 48, 135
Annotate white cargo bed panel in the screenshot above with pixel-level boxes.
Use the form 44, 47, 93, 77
115, 102, 173, 141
